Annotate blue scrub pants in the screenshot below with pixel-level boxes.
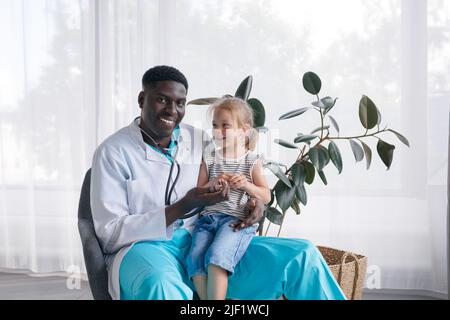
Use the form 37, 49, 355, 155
119, 228, 346, 300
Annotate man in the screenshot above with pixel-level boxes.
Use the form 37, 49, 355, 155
90, 65, 345, 300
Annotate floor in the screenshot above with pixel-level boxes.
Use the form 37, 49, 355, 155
0, 272, 93, 300
0, 272, 445, 300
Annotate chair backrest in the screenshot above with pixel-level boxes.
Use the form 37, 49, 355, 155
77, 169, 112, 300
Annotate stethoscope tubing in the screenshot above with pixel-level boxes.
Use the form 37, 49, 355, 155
135, 116, 200, 219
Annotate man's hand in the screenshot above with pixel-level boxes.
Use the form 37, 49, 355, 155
229, 197, 265, 231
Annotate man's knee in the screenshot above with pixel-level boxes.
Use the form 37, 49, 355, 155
139, 270, 173, 293
137, 271, 192, 300
300, 239, 315, 252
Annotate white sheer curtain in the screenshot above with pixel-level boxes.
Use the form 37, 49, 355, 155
0, 0, 448, 295
0, 0, 96, 272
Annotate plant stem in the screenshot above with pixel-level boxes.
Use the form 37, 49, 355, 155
285, 145, 307, 176
277, 213, 286, 237
320, 109, 324, 140
264, 221, 272, 236
315, 94, 325, 141
327, 129, 389, 140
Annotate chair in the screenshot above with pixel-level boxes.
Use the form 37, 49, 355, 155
78, 169, 112, 300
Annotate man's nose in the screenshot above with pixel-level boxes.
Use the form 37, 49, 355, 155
165, 101, 177, 115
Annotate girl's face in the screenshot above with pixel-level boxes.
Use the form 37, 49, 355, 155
212, 108, 248, 149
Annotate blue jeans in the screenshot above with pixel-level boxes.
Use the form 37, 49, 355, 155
186, 213, 257, 278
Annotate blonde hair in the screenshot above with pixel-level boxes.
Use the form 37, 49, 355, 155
208, 97, 258, 151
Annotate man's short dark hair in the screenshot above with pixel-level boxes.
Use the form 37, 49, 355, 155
142, 65, 188, 92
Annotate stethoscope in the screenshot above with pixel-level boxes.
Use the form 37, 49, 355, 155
135, 116, 201, 219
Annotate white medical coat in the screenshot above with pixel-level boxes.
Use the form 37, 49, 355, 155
90, 118, 208, 299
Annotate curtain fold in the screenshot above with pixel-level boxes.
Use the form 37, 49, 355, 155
0, 0, 447, 294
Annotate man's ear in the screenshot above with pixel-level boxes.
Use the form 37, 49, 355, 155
138, 91, 144, 109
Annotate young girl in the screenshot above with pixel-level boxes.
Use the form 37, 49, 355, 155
186, 97, 271, 300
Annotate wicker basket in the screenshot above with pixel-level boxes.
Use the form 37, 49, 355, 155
317, 246, 368, 300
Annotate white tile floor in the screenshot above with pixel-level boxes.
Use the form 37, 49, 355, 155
0, 272, 445, 300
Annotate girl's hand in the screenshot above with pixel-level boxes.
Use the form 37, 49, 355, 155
228, 174, 249, 190
217, 173, 232, 181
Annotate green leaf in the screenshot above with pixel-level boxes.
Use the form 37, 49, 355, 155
302, 72, 322, 95
279, 107, 310, 120
234, 75, 253, 100
376, 107, 382, 125
294, 134, 318, 144
247, 98, 266, 128
318, 170, 328, 185
274, 139, 299, 149
328, 115, 340, 133
265, 161, 288, 170
290, 200, 301, 215
322, 96, 334, 108
377, 139, 395, 170
349, 139, 364, 162
187, 97, 219, 105
324, 98, 338, 114
255, 126, 269, 133
310, 125, 330, 135
328, 141, 343, 174
274, 180, 296, 212
311, 100, 325, 108
292, 162, 306, 186
359, 140, 372, 170
264, 163, 292, 188
308, 146, 330, 172
319, 145, 331, 166
295, 184, 307, 205
359, 95, 379, 130
388, 129, 410, 147
268, 190, 275, 207
303, 161, 316, 184
266, 207, 284, 225
312, 97, 338, 111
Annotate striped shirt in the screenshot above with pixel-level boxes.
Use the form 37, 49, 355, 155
201, 146, 263, 220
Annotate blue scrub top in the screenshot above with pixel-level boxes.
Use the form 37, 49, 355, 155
146, 125, 180, 162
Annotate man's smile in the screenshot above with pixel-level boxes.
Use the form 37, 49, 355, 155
159, 116, 176, 126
